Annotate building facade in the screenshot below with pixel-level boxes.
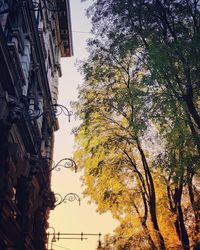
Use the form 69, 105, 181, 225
0, 0, 73, 249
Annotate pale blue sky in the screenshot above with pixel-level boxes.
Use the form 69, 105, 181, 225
49, 1, 118, 250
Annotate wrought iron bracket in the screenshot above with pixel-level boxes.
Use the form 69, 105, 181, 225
26, 103, 72, 122
48, 158, 77, 173
54, 193, 81, 207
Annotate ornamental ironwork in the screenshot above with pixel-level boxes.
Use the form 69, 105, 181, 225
48, 158, 77, 173
54, 193, 81, 207
26, 103, 72, 122
31, 0, 61, 12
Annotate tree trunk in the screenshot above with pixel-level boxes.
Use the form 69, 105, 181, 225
136, 139, 166, 250
187, 114, 200, 155
187, 171, 200, 246
142, 222, 157, 250
134, 193, 157, 250
149, 202, 166, 250
183, 94, 200, 129
174, 203, 190, 250
167, 171, 190, 250
173, 181, 190, 250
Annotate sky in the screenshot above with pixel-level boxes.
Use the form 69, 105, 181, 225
49, 1, 118, 250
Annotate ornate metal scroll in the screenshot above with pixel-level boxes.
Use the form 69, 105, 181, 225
49, 158, 77, 173
54, 193, 81, 207
26, 104, 72, 121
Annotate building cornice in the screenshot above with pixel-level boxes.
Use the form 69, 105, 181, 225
57, 0, 73, 57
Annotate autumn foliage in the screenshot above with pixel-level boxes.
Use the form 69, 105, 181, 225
73, 1, 200, 249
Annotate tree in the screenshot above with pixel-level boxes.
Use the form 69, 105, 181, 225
74, 1, 200, 248
85, 0, 200, 130
74, 47, 167, 249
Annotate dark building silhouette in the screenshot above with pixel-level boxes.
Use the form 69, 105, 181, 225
0, 1, 73, 249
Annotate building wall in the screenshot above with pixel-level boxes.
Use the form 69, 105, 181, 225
0, 1, 73, 249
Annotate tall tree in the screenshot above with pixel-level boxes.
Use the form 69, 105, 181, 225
85, 0, 200, 130
74, 47, 167, 249
74, 1, 200, 248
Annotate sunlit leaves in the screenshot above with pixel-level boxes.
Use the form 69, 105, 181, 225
74, 0, 200, 248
